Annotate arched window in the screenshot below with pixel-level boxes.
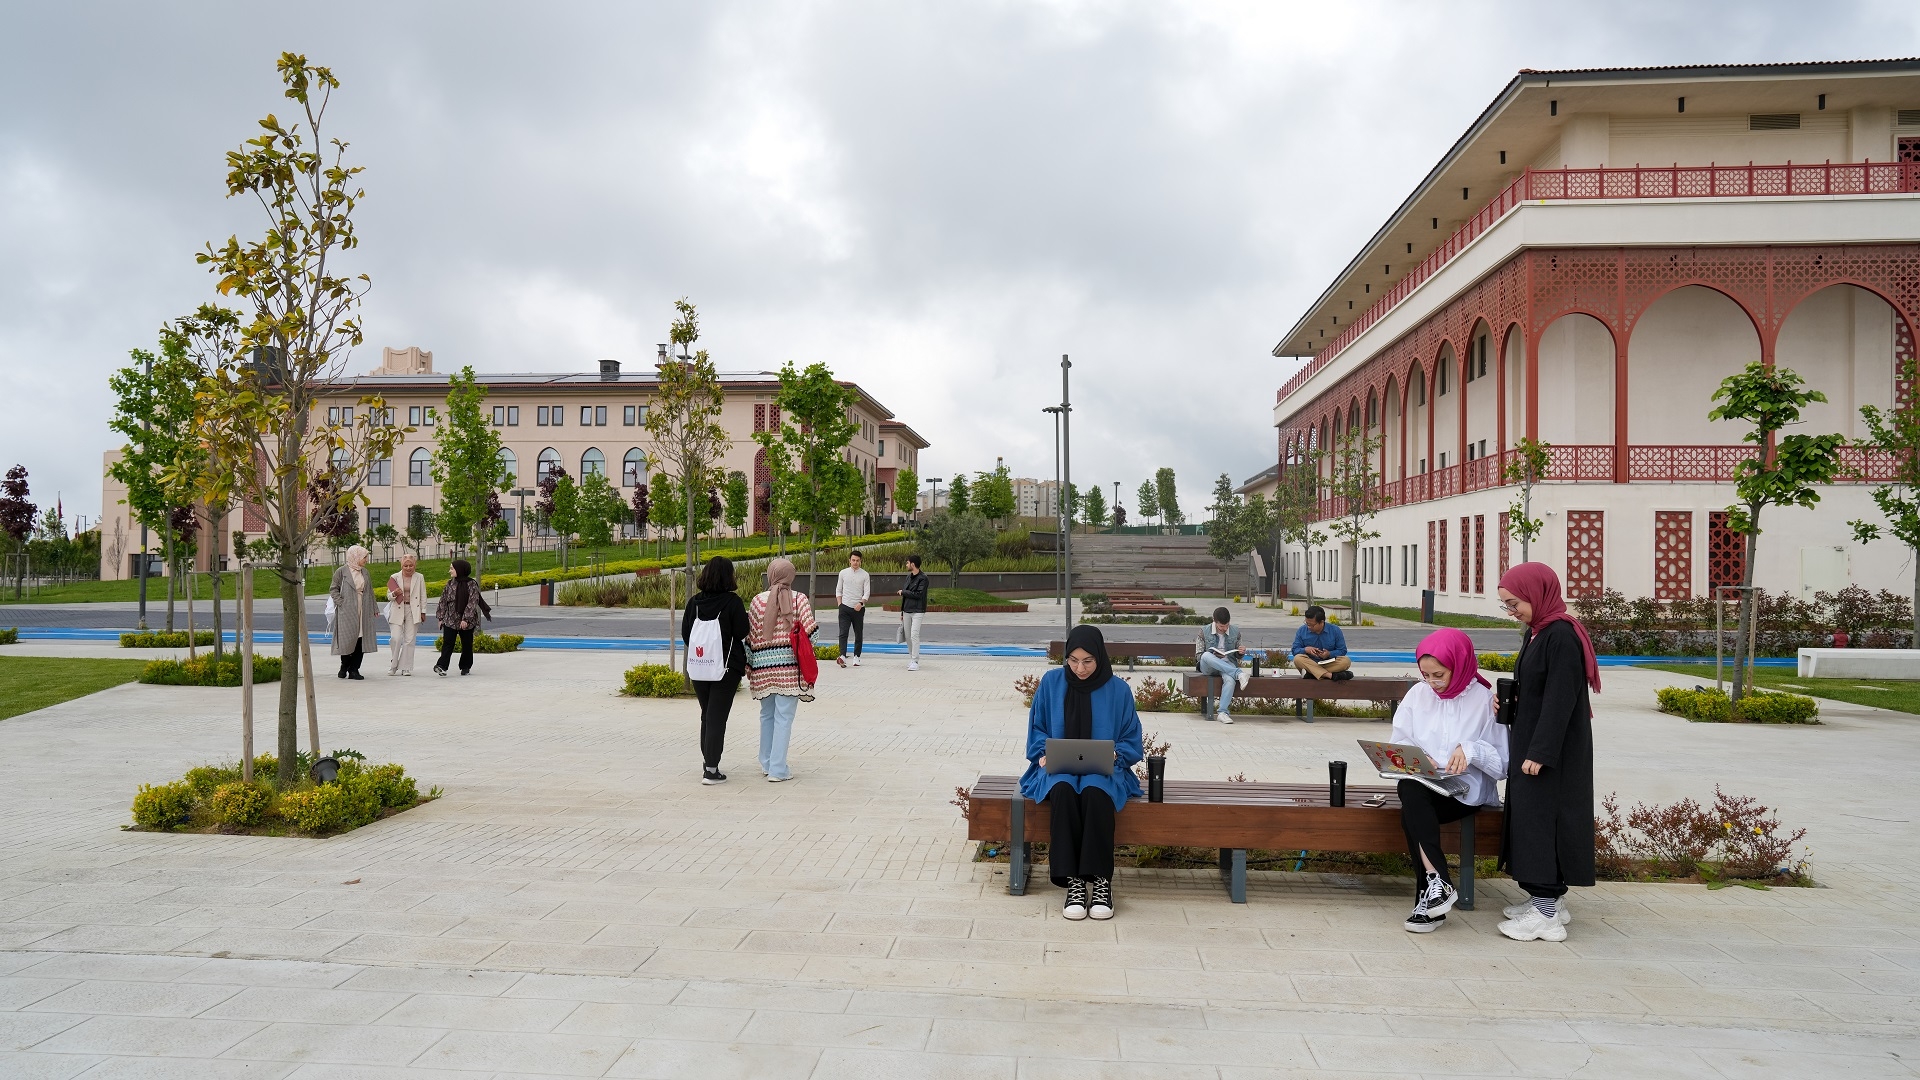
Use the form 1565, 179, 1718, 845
581, 448, 606, 478
623, 448, 647, 487
409, 448, 432, 486
537, 447, 560, 481
497, 448, 518, 487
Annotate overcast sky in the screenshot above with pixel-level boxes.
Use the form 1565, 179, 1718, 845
4, 1, 1917, 530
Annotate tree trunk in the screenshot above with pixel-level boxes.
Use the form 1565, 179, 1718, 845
685, 477, 697, 574
807, 528, 819, 609
1912, 550, 1918, 648
209, 508, 224, 662
1519, 482, 1533, 563
1730, 522, 1759, 702
276, 555, 302, 788
1270, 536, 1282, 606
164, 528, 177, 632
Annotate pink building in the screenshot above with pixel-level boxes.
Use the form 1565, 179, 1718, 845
1270, 60, 1920, 614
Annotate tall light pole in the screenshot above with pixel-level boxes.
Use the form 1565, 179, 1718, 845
510, 488, 536, 574
927, 478, 943, 515
1060, 355, 1073, 643
1043, 407, 1063, 606
1111, 481, 1120, 535
136, 353, 151, 630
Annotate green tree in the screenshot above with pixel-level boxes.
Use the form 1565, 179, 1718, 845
973, 463, 1016, 525
645, 299, 731, 572
1135, 479, 1160, 529
1708, 361, 1847, 700
1326, 432, 1386, 623
947, 474, 971, 515
1205, 473, 1242, 562
1501, 437, 1553, 563
0, 466, 34, 600
1849, 351, 1920, 645
160, 305, 250, 659
431, 366, 510, 570
761, 361, 863, 599
107, 340, 205, 629
724, 470, 750, 544
190, 55, 407, 787
649, 471, 682, 553
920, 510, 996, 589
1081, 483, 1108, 530
537, 468, 581, 567
1274, 450, 1326, 605
404, 505, 434, 556
1155, 468, 1182, 526
574, 471, 625, 548
893, 467, 919, 522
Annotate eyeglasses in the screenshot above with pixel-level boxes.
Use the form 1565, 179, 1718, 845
1499, 598, 1522, 612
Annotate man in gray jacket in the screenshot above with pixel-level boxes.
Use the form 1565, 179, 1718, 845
1195, 607, 1248, 723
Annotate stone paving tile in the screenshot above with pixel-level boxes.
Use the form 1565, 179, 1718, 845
200, 985, 412, 1026
74, 1058, 300, 1079
33, 1014, 267, 1057
0, 1011, 89, 1051
810, 1046, 1016, 1079
0, 1051, 100, 1080
373, 992, 581, 1033
25, 979, 243, 1018
220, 1020, 448, 1065
413, 1028, 633, 1075
0, 977, 77, 1011
603, 1037, 820, 1079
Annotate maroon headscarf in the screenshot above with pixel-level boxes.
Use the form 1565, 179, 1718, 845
1415, 627, 1488, 700
1497, 562, 1601, 693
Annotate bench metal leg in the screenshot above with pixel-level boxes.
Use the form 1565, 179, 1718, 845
1008, 797, 1029, 896
1303, 698, 1315, 723
1217, 848, 1247, 903
1457, 810, 1476, 911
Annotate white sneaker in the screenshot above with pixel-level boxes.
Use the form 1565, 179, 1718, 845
1217, 713, 1233, 725
1237, 669, 1251, 689
1503, 900, 1571, 926
908, 661, 919, 671
1498, 908, 1569, 942
850, 656, 861, 666
402, 670, 412, 677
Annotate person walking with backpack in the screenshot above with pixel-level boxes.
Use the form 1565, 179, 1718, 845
833, 550, 870, 667
433, 559, 488, 676
898, 554, 930, 671
683, 556, 750, 786
747, 557, 818, 782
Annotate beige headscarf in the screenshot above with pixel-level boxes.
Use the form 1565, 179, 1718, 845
345, 545, 370, 591
765, 557, 796, 637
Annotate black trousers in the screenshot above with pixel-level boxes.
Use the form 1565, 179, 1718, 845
338, 639, 366, 676
1046, 783, 1116, 887
437, 626, 475, 673
1397, 779, 1477, 892
693, 672, 741, 769
1520, 880, 1568, 899
837, 605, 865, 656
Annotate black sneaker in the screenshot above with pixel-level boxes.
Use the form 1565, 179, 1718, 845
1423, 876, 1458, 918
701, 768, 728, 786
1062, 879, 1088, 921
1088, 877, 1113, 920
1404, 907, 1447, 933
1331, 669, 1354, 682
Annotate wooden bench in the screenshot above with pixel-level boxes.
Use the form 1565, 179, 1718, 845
968, 775, 1500, 905
1046, 639, 1197, 671
1181, 673, 1415, 722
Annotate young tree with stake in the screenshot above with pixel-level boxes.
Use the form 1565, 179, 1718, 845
431, 366, 511, 572
1848, 350, 1920, 646
1155, 468, 1182, 527
1501, 437, 1552, 563
1326, 431, 1385, 624
1707, 361, 1846, 701
192, 55, 405, 788
762, 361, 864, 599
644, 300, 731, 573
1135, 480, 1159, 530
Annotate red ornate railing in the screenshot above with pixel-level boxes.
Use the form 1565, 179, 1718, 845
1307, 444, 1899, 520
1276, 159, 1920, 408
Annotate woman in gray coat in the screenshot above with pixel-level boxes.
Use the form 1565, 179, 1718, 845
329, 545, 380, 681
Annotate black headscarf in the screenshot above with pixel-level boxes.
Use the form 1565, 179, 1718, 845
450, 559, 473, 614
1061, 624, 1113, 740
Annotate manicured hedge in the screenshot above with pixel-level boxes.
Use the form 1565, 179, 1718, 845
138, 654, 283, 686
131, 754, 426, 835
431, 631, 523, 653
121, 630, 218, 648
1478, 652, 1517, 672
0, 627, 17, 645
1657, 685, 1819, 724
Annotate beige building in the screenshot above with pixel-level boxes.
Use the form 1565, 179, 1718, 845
99, 347, 928, 579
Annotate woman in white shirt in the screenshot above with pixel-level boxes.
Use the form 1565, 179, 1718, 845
386, 554, 427, 676
1392, 628, 1508, 933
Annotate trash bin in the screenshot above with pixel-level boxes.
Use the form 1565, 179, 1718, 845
1421, 589, 1435, 624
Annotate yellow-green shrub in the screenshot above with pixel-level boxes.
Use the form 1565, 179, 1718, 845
621, 663, 689, 697
432, 631, 524, 653
131, 781, 196, 829
365, 763, 418, 808
208, 782, 271, 826
0, 627, 19, 645
1477, 652, 1517, 672
120, 630, 217, 648
1657, 685, 1818, 724
814, 644, 841, 662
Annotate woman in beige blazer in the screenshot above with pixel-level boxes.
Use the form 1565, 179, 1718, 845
329, 545, 381, 680
386, 553, 427, 676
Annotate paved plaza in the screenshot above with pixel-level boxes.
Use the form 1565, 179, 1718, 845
0, 639, 1916, 1078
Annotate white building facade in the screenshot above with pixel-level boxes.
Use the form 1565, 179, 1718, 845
1270, 61, 1920, 615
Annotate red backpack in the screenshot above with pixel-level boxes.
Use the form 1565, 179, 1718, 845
790, 619, 819, 686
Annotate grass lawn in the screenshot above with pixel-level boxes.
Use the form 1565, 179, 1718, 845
1635, 662, 1920, 716
0, 656, 150, 721
879, 588, 1028, 611
1266, 599, 1512, 629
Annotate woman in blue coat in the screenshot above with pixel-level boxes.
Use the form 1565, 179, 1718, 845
1021, 625, 1144, 920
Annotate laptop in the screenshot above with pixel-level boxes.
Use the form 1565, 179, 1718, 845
1045, 739, 1116, 777
1356, 739, 1469, 798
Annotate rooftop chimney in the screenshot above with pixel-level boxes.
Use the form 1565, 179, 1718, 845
373, 346, 434, 376
598, 357, 621, 380
657, 343, 668, 365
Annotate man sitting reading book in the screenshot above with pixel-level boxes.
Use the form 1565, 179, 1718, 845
1290, 606, 1352, 681
1194, 607, 1248, 724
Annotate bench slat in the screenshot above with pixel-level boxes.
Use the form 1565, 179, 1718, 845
1182, 674, 1413, 702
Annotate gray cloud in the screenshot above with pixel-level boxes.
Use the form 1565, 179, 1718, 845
4, 1, 1917, 526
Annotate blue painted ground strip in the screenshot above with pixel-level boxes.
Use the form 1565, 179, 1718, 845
15, 627, 1800, 665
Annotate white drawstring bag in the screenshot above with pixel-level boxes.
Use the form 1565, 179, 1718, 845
686, 614, 727, 682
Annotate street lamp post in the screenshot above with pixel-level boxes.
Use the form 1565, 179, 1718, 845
1042, 406, 1062, 605
136, 353, 151, 630
510, 488, 536, 575
1059, 355, 1073, 643
1112, 482, 1120, 535
927, 478, 943, 516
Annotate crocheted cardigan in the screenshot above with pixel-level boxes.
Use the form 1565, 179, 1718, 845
746, 590, 819, 698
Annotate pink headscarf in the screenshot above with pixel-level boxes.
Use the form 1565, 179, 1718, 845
1497, 562, 1601, 693
1415, 627, 1488, 700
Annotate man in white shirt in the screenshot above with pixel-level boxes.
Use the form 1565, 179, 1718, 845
834, 550, 871, 667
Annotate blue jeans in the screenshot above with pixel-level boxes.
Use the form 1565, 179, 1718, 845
1197, 653, 1241, 714
759, 694, 799, 779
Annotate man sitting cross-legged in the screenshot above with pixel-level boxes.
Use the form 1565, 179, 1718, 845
1290, 605, 1353, 681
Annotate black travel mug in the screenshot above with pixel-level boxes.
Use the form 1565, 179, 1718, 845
1328, 760, 1347, 807
1496, 677, 1518, 726
1250, 655, 1261, 678
1147, 756, 1166, 803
